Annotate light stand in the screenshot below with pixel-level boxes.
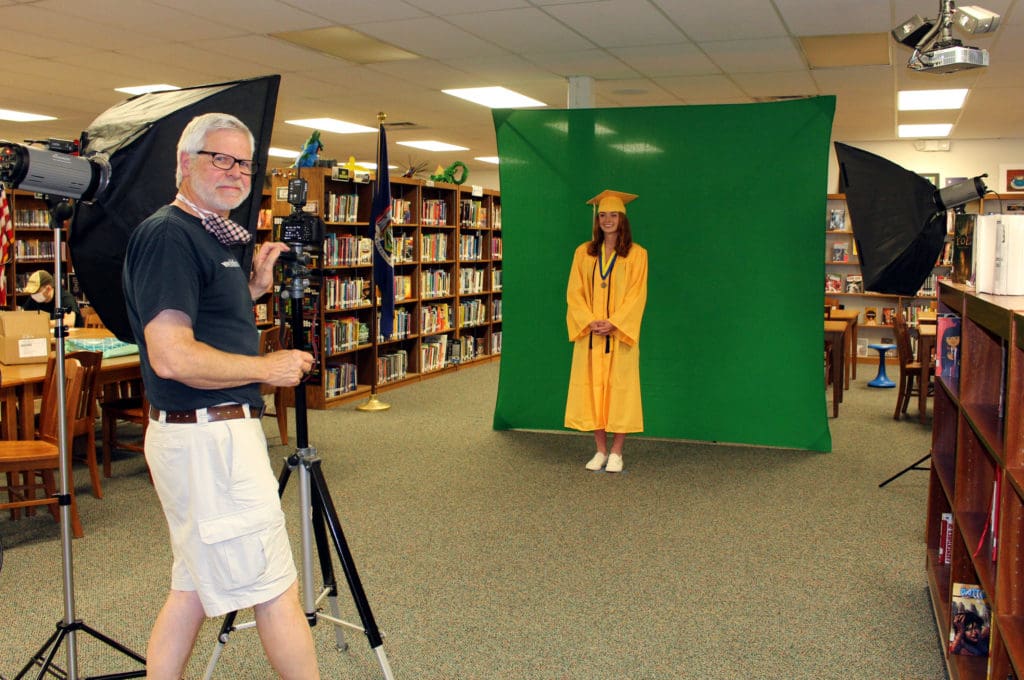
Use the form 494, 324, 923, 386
13, 196, 146, 680
203, 255, 394, 679
879, 455, 932, 487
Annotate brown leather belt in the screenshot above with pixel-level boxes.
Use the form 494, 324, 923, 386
149, 404, 265, 424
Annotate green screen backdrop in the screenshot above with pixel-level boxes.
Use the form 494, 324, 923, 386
491, 97, 836, 452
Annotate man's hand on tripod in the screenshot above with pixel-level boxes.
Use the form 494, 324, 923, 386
250, 241, 290, 299
263, 349, 315, 386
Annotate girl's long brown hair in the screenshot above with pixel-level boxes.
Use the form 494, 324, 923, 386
586, 213, 633, 257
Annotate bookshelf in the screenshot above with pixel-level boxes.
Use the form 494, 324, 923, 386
252, 188, 276, 328
825, 193, 950, 362
267, 167, 502, 409
924, 281, 1024, 679
2, 188, 85, 311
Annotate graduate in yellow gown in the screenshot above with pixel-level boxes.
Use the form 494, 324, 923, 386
565, 189, 648, 473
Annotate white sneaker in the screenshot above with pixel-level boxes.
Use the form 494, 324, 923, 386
585, 452, 608, 471
605, 454, 623, 473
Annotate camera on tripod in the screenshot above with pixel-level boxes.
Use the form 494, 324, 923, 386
278, 178, 323, 268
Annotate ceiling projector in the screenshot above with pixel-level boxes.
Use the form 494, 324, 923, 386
892, 2, 999, 73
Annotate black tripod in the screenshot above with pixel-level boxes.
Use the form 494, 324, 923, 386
13, 196, 146, 680
203, 258, 394, 679
878, 454, 931, 487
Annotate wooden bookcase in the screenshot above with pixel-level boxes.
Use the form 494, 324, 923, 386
825, 193, 949, 362
267, 167, 501, 409
925, 281, 1024, 679
2, 188, 84, 310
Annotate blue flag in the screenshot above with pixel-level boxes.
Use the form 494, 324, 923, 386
370, 124, 395, 339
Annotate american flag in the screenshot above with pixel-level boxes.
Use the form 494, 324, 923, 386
0, 185, 14, 306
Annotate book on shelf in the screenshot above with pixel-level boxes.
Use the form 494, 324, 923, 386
948, 583, 990, 657
857, 338, 868, 357
827, 207, 846, 231
825, 273, 843, 293
936, 315, 961, 391
881, 307, 896, 326
830, 241, 849, 262
844, 274, 862, 293
938, 512, 953, 565
863, 306, 878, 325
952, 213, 975, 284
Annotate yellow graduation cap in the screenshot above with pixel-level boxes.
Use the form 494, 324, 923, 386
586, 189, 638, 214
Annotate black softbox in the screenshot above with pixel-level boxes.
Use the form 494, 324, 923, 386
69, 75, 280, 342
834, 141, 947, 296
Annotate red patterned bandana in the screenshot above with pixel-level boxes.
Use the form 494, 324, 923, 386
175, 193, 251, 246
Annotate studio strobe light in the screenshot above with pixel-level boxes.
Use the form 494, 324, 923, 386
0, 140, 110, 201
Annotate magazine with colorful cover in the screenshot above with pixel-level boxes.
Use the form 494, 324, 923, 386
936, 315, 962, 391
948, 583, 990, 656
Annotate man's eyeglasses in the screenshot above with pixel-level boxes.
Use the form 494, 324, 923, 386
196, 150, 258, 176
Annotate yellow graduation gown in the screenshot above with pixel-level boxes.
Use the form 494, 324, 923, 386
564, 241, 648, 433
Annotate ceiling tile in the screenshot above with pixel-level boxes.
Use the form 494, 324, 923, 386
609, 43, 720, 77
543, 0, 687, 48
652, 0, 789, 41
701, 37, 808, 74
444, 7, 593, 53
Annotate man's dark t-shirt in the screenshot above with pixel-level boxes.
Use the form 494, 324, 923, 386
122, 205, 261, 411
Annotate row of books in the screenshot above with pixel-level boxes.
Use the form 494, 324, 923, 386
491, 330, 502, 354
376, 307, 413, 342
825, 272, 947, 297
377, 349, 408, 384
936, 314, 961, 392
421, 233, 449, 262
12, 209, 51, 229
492, 236, 502, 259
11, 239, 65, 261
458, 298, 487, 328
323, 234, 371, 266
324, 316, 368, 354
322, 275, 369, 310
421, 334, 449, 373
421, 268, 451, 298
324, 362, 358, 397
326, 192, 359, 223
422, 199, 448, 226
459, 231, 485, 260
459, 199, 487, 228
421, 303, 453, 334
492, 298, 502, 321
459, 267, 486, 294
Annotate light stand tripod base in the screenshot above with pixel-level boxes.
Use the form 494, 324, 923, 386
356, 394, 391, 412
878, 453, 931, 487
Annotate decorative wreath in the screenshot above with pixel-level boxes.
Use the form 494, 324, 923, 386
430, 161, 469, 185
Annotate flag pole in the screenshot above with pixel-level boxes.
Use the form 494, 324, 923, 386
357, 111, 391, 412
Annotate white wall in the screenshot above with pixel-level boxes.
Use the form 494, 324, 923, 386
827, 138, 1024, 195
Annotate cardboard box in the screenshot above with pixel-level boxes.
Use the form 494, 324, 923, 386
0, 310, 51, 365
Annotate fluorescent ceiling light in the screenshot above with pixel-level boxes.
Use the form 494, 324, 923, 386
268, 147, 299, 159
474, 156, 500, 165
898, 89, 968, 111
442, 87, 545, 109
898, 123, 953, 138
396, 140, 469, 152
358, 162, 398, 170
286, 118, 376, 134
115, 84, 180, 95
0, 108, 56, 122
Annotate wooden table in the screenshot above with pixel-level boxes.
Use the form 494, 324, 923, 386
916, 324, 936, 424
827, 308, 859, 386
824, 320, 847, 418
0, 334, 141, 440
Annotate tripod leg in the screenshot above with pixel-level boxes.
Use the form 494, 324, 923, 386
14, 625, 64, 680
310, 487, 349, 651
879, 454, 932, 487
307, 460, 395, 679
202, 611, 241, 680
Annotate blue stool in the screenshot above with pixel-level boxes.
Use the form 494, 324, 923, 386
867, 343, 897, 388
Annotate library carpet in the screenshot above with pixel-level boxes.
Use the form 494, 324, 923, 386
0, 363, 945, 679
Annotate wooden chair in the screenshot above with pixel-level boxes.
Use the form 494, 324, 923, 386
892, 305, 925, 420
82, 308, 105, 328
100, 379, 148, 478
259, 326, 290, 445
0, 358, 86, 538
58, 350, 105, 499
